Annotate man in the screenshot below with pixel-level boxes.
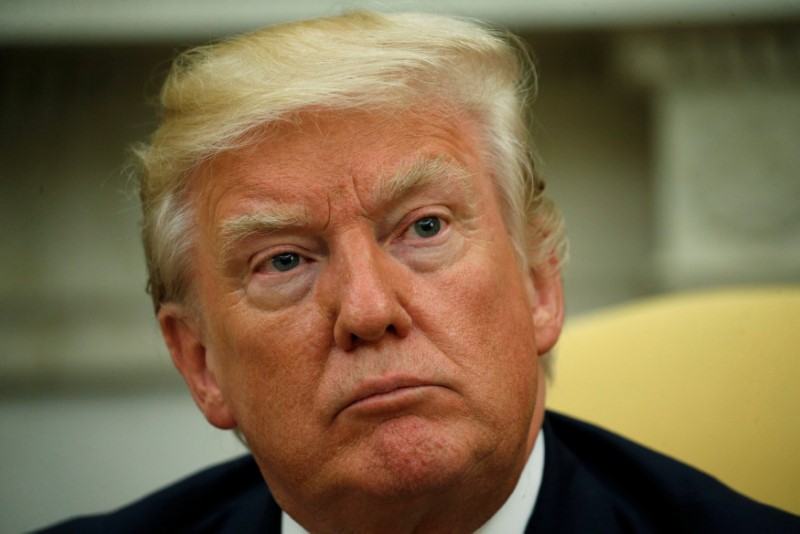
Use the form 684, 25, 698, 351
43, 11, 798, 533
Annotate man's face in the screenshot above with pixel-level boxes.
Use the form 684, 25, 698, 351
159, 107, 563, 524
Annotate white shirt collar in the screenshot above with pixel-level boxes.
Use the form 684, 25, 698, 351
474, 429, 545, 534
281, 429, 545, 534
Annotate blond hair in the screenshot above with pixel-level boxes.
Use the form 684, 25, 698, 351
135, 11, 566, 310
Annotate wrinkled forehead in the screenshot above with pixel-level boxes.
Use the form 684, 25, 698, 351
188, 105, 492, 209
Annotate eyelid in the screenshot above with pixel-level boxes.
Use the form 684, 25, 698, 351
250, 247, 312, 275
398, 209, 451, 241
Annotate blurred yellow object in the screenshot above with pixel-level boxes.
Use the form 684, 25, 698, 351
548, 286, 800, 515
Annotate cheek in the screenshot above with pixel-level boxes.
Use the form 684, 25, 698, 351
419, 242, 538, 380
413, 254, 540, 453
208, 305, 331, 435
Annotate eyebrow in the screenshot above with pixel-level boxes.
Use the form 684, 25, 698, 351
374, 155, 474, 207
217, 155, 474, 261
218, 205, 311, 262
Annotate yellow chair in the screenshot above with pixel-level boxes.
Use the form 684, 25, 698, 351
548, 286, 800, 515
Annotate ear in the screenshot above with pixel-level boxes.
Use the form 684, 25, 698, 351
526, 262, 565, 356
157, 303, 237, 429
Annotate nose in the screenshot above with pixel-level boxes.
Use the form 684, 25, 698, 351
328, 234, 412, 351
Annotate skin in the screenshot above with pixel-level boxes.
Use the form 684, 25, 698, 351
158, 107, 564, 533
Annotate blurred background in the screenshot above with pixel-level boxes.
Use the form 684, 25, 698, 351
1, 1, 799, 531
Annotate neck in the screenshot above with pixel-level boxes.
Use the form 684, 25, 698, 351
289, 456, 526, 534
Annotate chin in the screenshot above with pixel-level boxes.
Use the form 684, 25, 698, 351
344, 415, 493, 498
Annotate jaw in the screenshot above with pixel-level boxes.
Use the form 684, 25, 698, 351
259, 375, 547, 534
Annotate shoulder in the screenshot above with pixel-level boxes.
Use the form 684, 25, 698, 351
529, 411, 800, 533
37, 455, 281, 534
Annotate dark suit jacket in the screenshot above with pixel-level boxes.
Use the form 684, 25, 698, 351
39, 411, 800, 533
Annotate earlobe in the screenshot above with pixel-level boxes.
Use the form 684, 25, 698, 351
157, 303, 237, 430
528, 264, 565, 356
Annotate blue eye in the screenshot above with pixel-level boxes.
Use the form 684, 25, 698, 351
413, 216, 442, 238
270, 252, 301, 272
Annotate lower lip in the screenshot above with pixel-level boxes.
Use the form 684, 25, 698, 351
345, 385, 437, 416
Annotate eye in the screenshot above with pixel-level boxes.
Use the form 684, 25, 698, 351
412, 216, 442, 238
268, 252, 302, 272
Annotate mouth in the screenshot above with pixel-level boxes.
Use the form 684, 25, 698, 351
338, 376, 441, 418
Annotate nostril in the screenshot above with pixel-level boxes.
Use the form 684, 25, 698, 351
348, 323, 398, 348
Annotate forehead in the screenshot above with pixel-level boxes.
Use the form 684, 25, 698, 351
191, 107, 488, 215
